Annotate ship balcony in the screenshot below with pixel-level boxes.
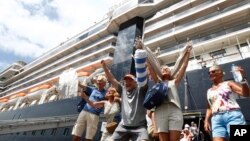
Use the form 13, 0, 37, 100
145, 0, 200, 26
22, 19, 110, 73
144, 0, 250, 48
145, 0, 225, 35
8, 43, 115, 88
0, 52, 114, 98
144, 0, 246, 37
5, 35, 116, 86
0, 61, 26, 82
156, 24, 250, 65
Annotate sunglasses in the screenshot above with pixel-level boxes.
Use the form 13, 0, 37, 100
208, 70, 220, 75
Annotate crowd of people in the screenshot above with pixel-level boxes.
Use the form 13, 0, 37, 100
71, 37, 250, 141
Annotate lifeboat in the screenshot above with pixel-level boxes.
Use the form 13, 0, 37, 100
0, 98, 9, 103
23, 84, 53, 106
7, 93, 27, 110
77, 71, 91, 84
29, 84, 52, 93
77, 71, 91, 77
9, 92, 26, 100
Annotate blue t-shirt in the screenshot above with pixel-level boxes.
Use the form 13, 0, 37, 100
83, 86, 106, 115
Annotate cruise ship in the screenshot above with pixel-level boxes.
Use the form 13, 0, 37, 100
0, 0, 250, 140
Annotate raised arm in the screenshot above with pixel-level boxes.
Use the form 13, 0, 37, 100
175, 45, 192, 86
101, 60, 119, 90
78, 81, 87, 91
147, 60, 159, 83
80, 92, 104, 108
228, 67, 250, 97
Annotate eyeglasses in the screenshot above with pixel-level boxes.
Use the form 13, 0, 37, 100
208, 70, 220, 75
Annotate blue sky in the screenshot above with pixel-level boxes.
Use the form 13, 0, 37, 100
0, 0, 121, 72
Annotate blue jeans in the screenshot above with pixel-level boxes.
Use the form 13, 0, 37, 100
211, 110, 246, 139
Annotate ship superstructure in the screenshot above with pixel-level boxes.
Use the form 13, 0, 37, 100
0, 0, 249, 140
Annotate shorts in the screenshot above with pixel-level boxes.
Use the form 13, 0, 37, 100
212, 110, 246, 138
112, 122, 149, 141
155, 103, 183, 132
72, 110, 99, 139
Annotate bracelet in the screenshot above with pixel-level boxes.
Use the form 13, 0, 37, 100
240, 79, 248, 85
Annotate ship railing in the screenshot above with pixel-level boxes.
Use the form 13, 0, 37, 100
0, 114, 78, 125
4, 35, 115, 89
144, 0, 249, 43
0, 114, 106, 134
22, 19, 109, 73
0, 115, 78, 135
145, 0, 214, 33
9, 42, 114, 88
0, 54, 113, 97
158, 23, 250, 55
146, 0, 201, 25
145, 0, 225, 34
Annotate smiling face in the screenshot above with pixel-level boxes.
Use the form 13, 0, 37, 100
208, 65, 224, 82
96, 75, 107, 90
105, 87, 119, 100
161, 66, 171, 80
123, 76, 137, 92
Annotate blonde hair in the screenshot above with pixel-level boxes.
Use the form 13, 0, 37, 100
96, 75, 107, 83
105, 87, 119, 99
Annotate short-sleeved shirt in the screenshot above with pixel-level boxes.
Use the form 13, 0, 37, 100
118, 84, 148, 127
83, 86, 106, 115
207, 81, 240, 114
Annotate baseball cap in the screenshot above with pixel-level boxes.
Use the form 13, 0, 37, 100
123, 74, 136, 81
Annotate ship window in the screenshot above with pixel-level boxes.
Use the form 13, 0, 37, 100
111, 42, 116, 46
51, 128, 57, 136
165, 62, 175, 67
32, 131, 36, 136
41, 130, 46, 135
109, 52, 114, 57
209, 49, 226, 58
238, 43, 250, 58
189, 55, 200, 60
63, 128, 70, 136
0, 77, 6, 81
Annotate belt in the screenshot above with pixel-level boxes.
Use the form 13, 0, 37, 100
213, 108, 241, 115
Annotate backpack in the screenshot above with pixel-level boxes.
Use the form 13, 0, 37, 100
77, 98, 86, 113
143, 82, 168, 110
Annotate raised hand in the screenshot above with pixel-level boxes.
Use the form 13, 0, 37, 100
236, 66, 246, 78
186, 40, 193, 52
101, 60, 106, 67
134, 36, 144, 49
